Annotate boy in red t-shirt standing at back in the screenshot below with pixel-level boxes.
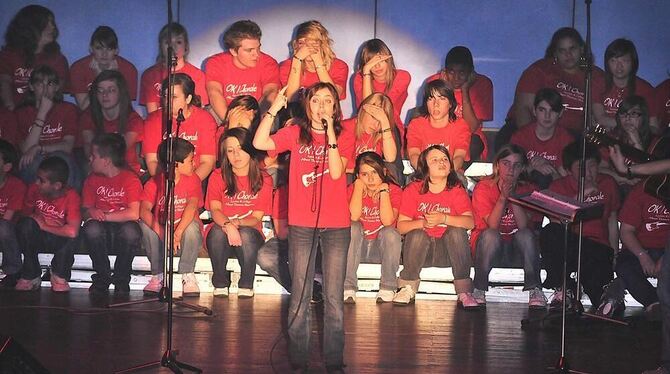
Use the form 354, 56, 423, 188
81, 134, 142, 294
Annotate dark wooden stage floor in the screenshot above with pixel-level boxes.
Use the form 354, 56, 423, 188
0, 290, 661, 373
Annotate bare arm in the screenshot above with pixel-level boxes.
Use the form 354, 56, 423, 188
593, 103, 616, 129
607, 211, 619, 251
74, 93, 90, 111
104, 201, 140, 222
195, 155, 216, 181
206, 81, 228, 122
396, 213, 425, 235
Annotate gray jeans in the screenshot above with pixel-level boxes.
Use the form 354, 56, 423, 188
344, 221, 401, 291
473, 228, 541, 291
139, 220, 202, 274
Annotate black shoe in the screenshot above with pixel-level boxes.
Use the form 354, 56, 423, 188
89, 281, 110, 295
0, 273, 18, 289
113, 283, 130, 294
326, 364, 346, 373
311, 281, 323, 304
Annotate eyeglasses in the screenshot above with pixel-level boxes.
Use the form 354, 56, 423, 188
96, 87, 118, 96
499, 160, 524, 170
619, 111, 642, 119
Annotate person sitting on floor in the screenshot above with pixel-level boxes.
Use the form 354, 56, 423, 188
471, 144, 546, 309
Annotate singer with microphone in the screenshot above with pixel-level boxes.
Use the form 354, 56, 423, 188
143, 73, 217, 181
253, 83, 354, 372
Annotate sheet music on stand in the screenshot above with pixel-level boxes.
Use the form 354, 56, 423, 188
510, 189, 604, 223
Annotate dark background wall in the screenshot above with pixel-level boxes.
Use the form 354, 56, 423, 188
1, 0, 668, 126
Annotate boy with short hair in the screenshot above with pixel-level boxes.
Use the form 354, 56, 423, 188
0, 139, 27, 289
140, 138, 203, 296
81, 133, 142, 294
14, 156, 81, 292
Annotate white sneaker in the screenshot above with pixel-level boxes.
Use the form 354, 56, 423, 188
472, 288, 487, 305
375, 289, 395, 303
457, 292, 480, 309
143, 274, 163, 295
392, 285, 415, 305
213, 287, 229, 298
181, 273, 200, 297
238, 288, 254, 298
343, 289, 356, 304
528, 287, 548, 309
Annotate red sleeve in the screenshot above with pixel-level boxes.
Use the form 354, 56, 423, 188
124, 172, 143, 203
389, 70, 411, 115
390, 184, 402, 210
352, 73, 363, 108
472, 181, 496, 228
604, 176, 620, 214
139, 65, 159, 106
516, 60, 545, 95
204, 53, 226, 84
68, 56, 91, 94
272, 184, 288, 220
270, 125, 299, 154
278, 59, 291, 87
471, 75, 493, 121
142, 177, 158, 204
81, 176, 96, 208
187, 174, 204, 209
118, 56, 138, 100
257, 174, 274, 213
330, 59, 349, 100
405, 118, 423, 150
450, 186, 473, 215
618, 184, 643, 228
261, 53, 280, 88
5, 177, 26, 212
52, 54, 70, 93
452, 118, 471, 157
142, 112, 162, 156
65, 190, 82, 224
205, 170, 225, 210
127, 112, 144, 136
399, 183, 419, 218
195, 109, 217, 156
338, 123, 356, 167
59, 103, 79, 138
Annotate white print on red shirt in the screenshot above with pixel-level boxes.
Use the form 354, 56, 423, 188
42, 122, 63, 136
603, 97, 623, 112
302, 169, 330, 187
96, 186, 126, 199
227, 209, 253, 220
225, 83, 258, 97
584, 191, 605, 204
418, 202, 450, 228
364, 226, 384, 237
0, 200, 7, 212
645, 203, 670, 232
14, 67, 32, 94
36, 199, 65, 220
500, 208, 519, 235
556, 81, 584, 111
298, 144, 327, 163
527, 150, 558, 161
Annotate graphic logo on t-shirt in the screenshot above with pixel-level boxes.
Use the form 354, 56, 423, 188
14, 67, 32, 94
556, 81, 584, 111
418, 202, 450, 227
42, 122, 63, 136
96, 186, 126, 199
603, 97, 623, 113
35, 199, 65, 220
302, 169, 330, 187
584, 191, 605, 204
227, 209, 253, 220
648, 203, 670, 216
225, 83, 258, 98
0, 199, 8, 215
527, 150, 558, 161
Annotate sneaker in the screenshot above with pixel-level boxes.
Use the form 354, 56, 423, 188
238, 288, 254, 298
0, 273, 19, 289
549, 289, 574, 312
392, 285, 415, 305
528, 287, 547, 309
596, 296, 624, 318
457, 292, 480, 309
143, 274, 163, 295
472, 288, 487, 305
645, 302, 661, 322
113, 283, 130, 294
15, 277, 41, 291
311, 281, 323, 304
89, 281, 110, 295
213, 287, 229, 298
50, 273, 70, 293
181, 273, 200, 297
375, 289, 395, 303
343, 289, 356, 304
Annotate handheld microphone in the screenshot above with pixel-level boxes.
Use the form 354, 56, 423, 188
176, 108, 185, 122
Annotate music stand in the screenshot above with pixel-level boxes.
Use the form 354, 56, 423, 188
511, 190, 603, 372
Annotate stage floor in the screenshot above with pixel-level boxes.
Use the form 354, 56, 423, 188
0, 289, 661, 373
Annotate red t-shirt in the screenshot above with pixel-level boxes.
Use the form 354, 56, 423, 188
272, 184, 289, 221
339, 117, 385, 171
143, 172, 203, 225
15, 102, 78, 146
512, 58, 604, 133
347, 183, 402, 240
656, 79, 670, 129
0, 48, 70, 105
0, 106, 18, 146
82, 169, 142, 213
0, 175, 27, 217
23, 184, 81, 228
270, 125, 354, 228
510, 122, 574, 170
279, 58, 349, 100
139, 62, 208, 107
69, 55, 138, 99
548, 174, 620, 245
79, 110, 144, 174
405, 116, 471, 161
142, 106, 217, 168
205, 52, 279, 104
619, 182, 670, 249
353, 69, 411, 133
471, 179, 535, 250
399, 180, 473, 238
592, 75, 657, 118
205, 169, 272, 232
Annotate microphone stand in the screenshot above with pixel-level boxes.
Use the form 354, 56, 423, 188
112, 1, 210, 373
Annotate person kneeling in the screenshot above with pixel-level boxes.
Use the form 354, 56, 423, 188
344, 152, 402, 304
394, 145, 476, 308
140, 138, 203, 297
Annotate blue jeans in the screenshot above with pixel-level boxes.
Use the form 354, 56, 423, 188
206, 226, 263, 289
474, 228, 541, 291
344, 221, 401, 291
81, 220, 141, 287
257, 237, 291, 292
0, 220, 21, 275
14, 217, 77, 280
287, 225, 350, 368
659, 239, 670, 369
139, 220, 202, 275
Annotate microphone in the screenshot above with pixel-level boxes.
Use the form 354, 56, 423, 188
321, 118, 328, 129
176, 108, 185, 122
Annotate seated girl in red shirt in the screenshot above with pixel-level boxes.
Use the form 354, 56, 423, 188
344, 152, 402, 304
394, 145, 476, 308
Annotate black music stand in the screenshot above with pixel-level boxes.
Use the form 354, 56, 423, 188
512, 190, 603, 372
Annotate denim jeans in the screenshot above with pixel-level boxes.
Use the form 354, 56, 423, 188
605, 248, 664, 307
0, 220, 21, 275
287, 225, 350, 368
399, 228, 472, 293
344, 221, 401, 291
14, 216, 77, 280
658, 238, 670, 369
140, 220, 202, 275
540, 222, 613, 304
257, 237, 291, 291
81, 220, 141, 287
18, 151, 82, 191
206, 226, 263, 289
474, 228, 541, 291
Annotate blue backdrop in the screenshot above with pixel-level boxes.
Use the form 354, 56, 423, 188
1, 0, 668, 127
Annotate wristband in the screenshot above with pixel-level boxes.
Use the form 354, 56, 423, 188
265, 111, 276, 119
293, 56, 303, 63
381, 128, 392, 133
626, 165, 633, 179
638, 250, 647, 257
378, 188, 390, 194
362, 72, 371, 77
315, 64, 325, 70
328, 143, 338, 149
